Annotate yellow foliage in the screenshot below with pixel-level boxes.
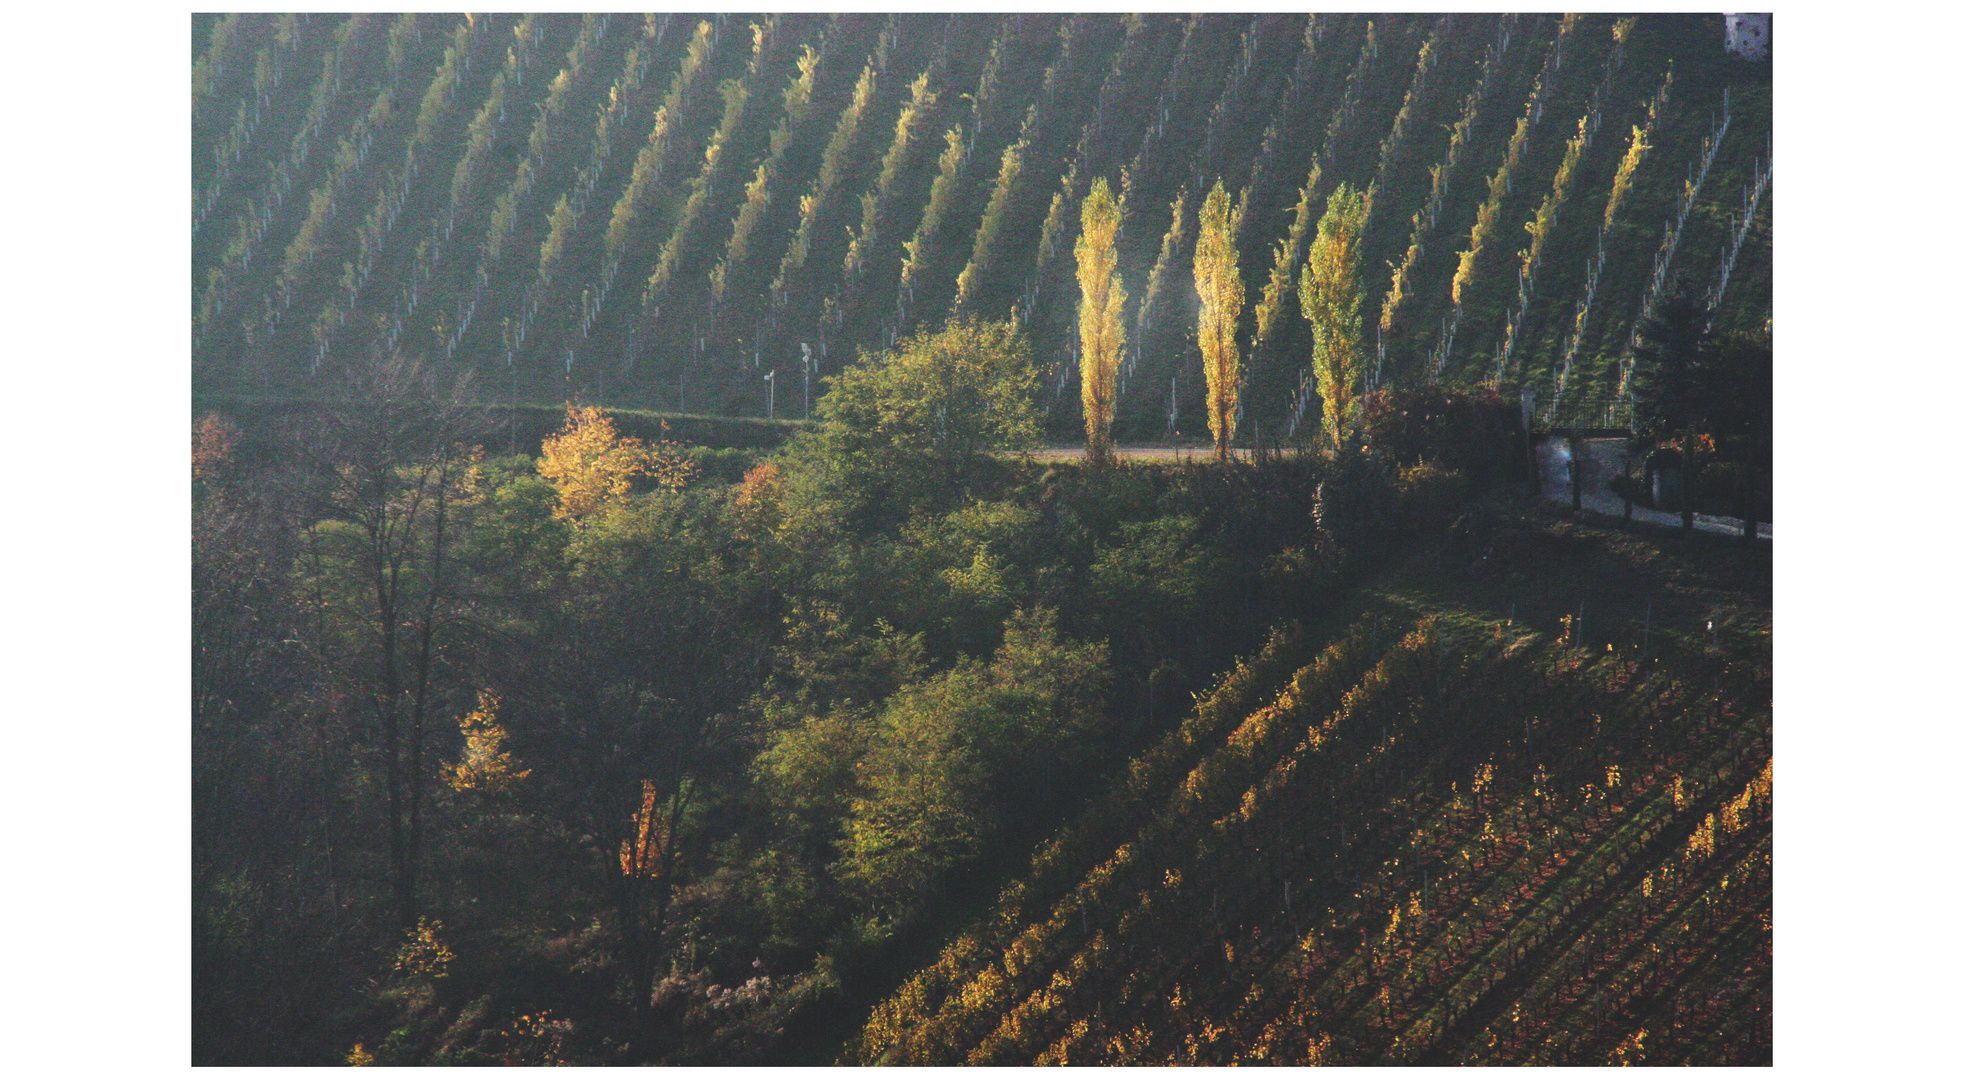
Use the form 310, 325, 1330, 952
1193, 181, 1245, 459
537, 404, 694, 521
1686, 812, 1716, 859
1075, 178, 1127, 463
192, 413, 242, 484
395, 916, 454, 979
620, 779, 673, 879
448, 689, 529, 794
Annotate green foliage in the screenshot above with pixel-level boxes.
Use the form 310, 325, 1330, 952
193, 15, 1772, 1063
1135, 187, 1190, 338
773, 63, 876, 304
954, 132, 1027, 312
1313, 438, 1395, 552
845, 607, 1108, 902
1255, 170, 1318, 346
778, 318, 1040, 534
608, 21, 714, 261
1089, 515, 1216, 646
1300, 183, 1369, 446
1075, 178, 1126, 463
900, 125, 967, 297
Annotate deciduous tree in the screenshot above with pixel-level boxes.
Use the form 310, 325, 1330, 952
1194, 181, 1245, 460
536, 404, 695, 523
295, 358, 486, 927
1301, 183, 1370, 447
1075, 178, 1126, 464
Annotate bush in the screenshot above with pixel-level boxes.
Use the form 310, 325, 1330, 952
1395, 461, 1471, 533
1313, 443, 1395, 553
1361, 384, 1521, 482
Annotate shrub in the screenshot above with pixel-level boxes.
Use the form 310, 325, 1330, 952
1362, 385, 1519, 482
1313, 442, 1395, 553
1395, 461, 1471, 533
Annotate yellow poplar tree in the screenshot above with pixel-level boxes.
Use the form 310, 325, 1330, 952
1074, 177, 1126, 464
1300, 182, 1369, 446
1193, 181, 1245, 460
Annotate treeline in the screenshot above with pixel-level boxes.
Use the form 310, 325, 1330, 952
192, 13, 1770, 438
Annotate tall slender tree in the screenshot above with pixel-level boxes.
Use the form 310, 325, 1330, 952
1075, 178, 1126, 465
1301, 182, 1369, 447
1193, 181, 1245, 460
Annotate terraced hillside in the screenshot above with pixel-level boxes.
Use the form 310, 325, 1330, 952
843, 516, 1771, 1066
191, 13, 1770, 437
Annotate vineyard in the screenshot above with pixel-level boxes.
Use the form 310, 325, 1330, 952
191, 12, 1771, 439
844, 520, 1772, 1066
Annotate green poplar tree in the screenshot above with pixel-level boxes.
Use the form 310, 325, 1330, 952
1301, 182, 1369, 446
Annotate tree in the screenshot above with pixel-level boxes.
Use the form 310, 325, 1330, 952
294, 358, 486, 927
1075, 177, 1127, 464
1629, 293, 1716, 532
1300, 183, 1370, 447
779, 317, 1040, 534
537, 403, 695, 523
1194, 181, 1246, 461
1631, 296, 1770, 538
844, 607, 1107, 903
501, 475, 767, 1022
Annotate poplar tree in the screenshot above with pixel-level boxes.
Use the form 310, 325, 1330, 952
1300, 182, 1369, 447
1193, 181, 1245, 461
1074, 178, 1126, 464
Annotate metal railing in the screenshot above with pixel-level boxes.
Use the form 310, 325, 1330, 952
1534, 395, 1631, 432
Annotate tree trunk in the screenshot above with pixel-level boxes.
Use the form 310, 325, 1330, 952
1568, 437, 1583, 513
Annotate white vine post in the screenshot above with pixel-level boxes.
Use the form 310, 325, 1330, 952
1620, 90, 1731, 401
1705, 140, 1771, 329
801, 341, 813, 418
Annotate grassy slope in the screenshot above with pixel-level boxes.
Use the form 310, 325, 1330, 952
841, 496, 1770, 1065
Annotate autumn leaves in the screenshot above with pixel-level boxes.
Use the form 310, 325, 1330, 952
1073, 177, 1369, 461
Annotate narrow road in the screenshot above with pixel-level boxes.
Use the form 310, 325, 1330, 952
1536, 439, 1770, 540
1023, 444, 1300, 463
1026, 441, 1769, 540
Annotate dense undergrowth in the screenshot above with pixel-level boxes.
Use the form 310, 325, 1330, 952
197, 329, 1480, 1064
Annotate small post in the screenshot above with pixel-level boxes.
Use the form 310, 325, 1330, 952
801, 341, 813, 418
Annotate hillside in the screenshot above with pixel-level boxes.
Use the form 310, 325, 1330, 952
845, 508, 1771, 1066
190, 13, 1771, 436
190, 17, 1774, 1066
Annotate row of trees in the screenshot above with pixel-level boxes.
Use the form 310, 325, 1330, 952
1074, 177, 1374, 459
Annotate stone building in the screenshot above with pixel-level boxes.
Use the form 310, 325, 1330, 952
1724, 14, 1771, 60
